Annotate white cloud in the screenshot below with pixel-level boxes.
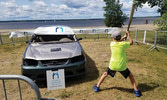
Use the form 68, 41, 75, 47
0, 0, 160, 21
22, 5, 32, 12
134, 3, 159, 17
142, 3, 159, 13
0, 0, 19, 20
120, 0, 159, 17
59, 0, 88, 8
32, 0, 47, 8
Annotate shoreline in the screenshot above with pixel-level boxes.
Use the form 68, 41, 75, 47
122, 24, 158, 30
0, 24, 158, 32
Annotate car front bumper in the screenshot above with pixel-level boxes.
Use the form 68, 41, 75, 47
22, 60, 85, 81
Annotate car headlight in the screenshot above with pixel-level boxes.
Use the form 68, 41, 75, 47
71, 54, 85, 63
23, 59, 38, 66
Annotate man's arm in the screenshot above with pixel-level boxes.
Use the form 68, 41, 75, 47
120, 34, 128, 41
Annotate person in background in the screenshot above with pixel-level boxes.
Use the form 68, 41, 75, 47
145, 17, 148, 25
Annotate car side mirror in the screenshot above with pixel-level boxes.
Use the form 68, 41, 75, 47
26, 41, 29, 43
77, 38, 82, 41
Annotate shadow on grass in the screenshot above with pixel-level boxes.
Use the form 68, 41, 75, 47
65, 53, 99, 87
100, 82, 159, 93
100, 87, 134, 93
36, 53, 99, 88
138, 82, 160, 92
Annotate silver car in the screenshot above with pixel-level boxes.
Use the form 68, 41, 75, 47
22, 26, 86, 81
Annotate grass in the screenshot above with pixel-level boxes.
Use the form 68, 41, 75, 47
0, 38, 167, 100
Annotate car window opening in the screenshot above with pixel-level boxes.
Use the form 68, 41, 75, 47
32, 35, 75, 43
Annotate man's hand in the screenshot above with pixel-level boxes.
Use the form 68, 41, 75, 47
126, 30, 133, 45
120, 34, 128, 41
120, 31, 128, 41
126, 30, 130, 36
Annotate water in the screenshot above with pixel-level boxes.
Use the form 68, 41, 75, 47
0, 17, 160, 29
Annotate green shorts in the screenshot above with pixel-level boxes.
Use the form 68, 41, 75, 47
106, 67, 131, 79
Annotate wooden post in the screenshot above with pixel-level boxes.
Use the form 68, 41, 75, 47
0, 33, 3, 45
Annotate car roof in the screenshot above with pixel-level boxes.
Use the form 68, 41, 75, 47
34, 25, 75, 35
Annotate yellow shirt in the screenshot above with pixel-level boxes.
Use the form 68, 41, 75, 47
109, 41, 130, 71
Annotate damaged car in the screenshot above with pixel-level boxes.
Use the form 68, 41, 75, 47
21, 26, 86, 81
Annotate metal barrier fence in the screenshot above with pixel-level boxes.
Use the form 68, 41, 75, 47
73, 28, 117, 39
0, 32, 10, 45
0, 28, 167, 51
130, 29, 167, 51
0, 31, 31, 46
0, 28, 115, 45
0, 75, 41, 100
0, 75, 57, 100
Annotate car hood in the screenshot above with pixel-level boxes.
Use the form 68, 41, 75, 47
24, 42, 82, 60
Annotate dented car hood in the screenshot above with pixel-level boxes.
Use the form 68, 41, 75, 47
24, 42, 82, 60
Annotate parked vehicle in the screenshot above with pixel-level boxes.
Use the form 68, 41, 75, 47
21, 26, 86, 81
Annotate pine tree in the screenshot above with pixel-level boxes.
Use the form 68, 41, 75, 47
103, 0, 127, 27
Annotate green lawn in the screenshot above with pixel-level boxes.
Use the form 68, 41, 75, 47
0, 38, 167, 100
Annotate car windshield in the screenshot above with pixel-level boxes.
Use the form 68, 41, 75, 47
32, 35, 76, 43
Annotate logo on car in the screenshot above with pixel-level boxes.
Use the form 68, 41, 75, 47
56, 27, 63, 32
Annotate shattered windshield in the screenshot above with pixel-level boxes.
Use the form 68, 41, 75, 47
31, 35, 76, 43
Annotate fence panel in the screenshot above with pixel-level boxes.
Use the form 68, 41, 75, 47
0, 32, 11, 45
74, 28, 112, 39
0, 75, 41, 100
96, 29, 110, 39
145, 30, 155, 45
157, 31, 167, 49
0, 31, 32, 46
134, 29, 167, 51
136, 30, 145, 43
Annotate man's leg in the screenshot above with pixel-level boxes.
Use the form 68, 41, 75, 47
93, 72, 108, 92
129, 72, 138, 91
93, 68, 116, 92
96, 72, 108, 87
129, 72, 142, 97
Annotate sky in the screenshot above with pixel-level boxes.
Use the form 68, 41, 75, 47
0, 0, 160, 21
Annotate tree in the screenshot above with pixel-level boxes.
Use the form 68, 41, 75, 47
153, 13, 167, 30
157, 0, 167, 16
135, 0, 167, 30
135, 0, 166, 16
103, 0, 127, 27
